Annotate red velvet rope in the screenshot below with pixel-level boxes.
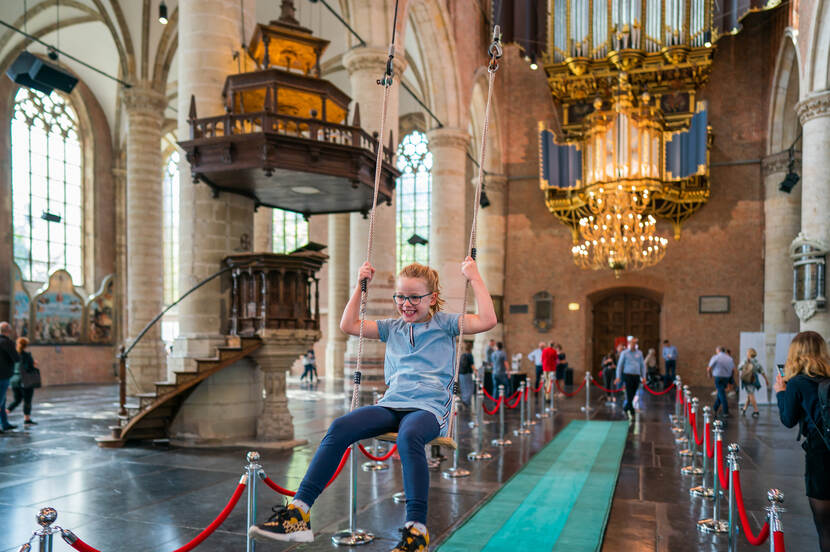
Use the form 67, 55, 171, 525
706, 423, 714, 458
687, 401, 692, 419
591, 378, 623, 393
483, 386, 521, 403
483, 397, 502, 415
545, 379, 553, 394
533, 381, 543, 393
555, 378, 587, 397
773, 531, 785, 552
524, 385, 530, 401
506, 391, 523, 409
62, 482, 247, 552
677, 385, 683, 404
691, 412, 704, 446
643, 382, 675, 395
732, 470, 771, 546
262, 448, 351, 497
716, 440, 729, 489
358, 443, 397, 462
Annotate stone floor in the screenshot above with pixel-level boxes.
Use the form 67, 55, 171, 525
0, 378, 820, 551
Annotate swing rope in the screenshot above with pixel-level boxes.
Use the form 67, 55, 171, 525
445, 28, 502, 439
350, 0, 400, 414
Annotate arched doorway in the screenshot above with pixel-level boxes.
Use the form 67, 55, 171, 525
592, 292, 661, 374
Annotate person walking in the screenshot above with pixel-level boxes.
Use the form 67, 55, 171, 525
300, 350, 316, 384
708, 346, 736, 418
8, 337, 37, 425
0, 322, 20, 433
542, 341, 558, 397
528, 342, 545, 392
491, 342, 510, 398
774, 331, 830, 551
601, 351, 617, 403
662, 339, 678, 388
615, 337, 646, 420
459, 342, 475, 407
739, 348, 768, 417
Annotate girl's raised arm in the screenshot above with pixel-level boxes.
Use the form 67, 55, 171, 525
459, 257, 498, 335
340, 261, 380, 338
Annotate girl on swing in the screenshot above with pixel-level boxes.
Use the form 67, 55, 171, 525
251, 256, 497, 551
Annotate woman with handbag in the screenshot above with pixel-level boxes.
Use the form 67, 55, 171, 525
7, 337, 39, 425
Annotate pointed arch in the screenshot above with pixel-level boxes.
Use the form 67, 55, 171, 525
767, 30, 802, 154
805, 0, 830, 93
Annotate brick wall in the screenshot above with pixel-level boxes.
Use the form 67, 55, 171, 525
28, 345, 118, 386
497, 11, 782, 387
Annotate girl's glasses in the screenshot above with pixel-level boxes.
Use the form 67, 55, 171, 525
392, 293, 432, 306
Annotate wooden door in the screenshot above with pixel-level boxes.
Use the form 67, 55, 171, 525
592, 293, 660, 375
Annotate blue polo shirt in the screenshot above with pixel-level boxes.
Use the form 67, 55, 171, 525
708, 352, 735, 378
376, 311, 461, 436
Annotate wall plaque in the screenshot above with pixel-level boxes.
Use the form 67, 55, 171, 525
699, 295, 730, 314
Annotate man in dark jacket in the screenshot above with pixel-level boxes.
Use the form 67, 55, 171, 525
0, 322, 20, 432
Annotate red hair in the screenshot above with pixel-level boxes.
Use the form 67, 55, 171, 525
397, 263, 445, 316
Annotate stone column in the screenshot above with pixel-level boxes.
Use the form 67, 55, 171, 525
427, 128, 471, 313
122, 83, 167, 393
254, 329, 319, 443
795, 90, 830, 334
762, 152, 801, 381
169, 0, 259, 443
253, 207, 273, 252
473, 175, 507, 363
343, 46, 402, 390
326, 213, 350, 391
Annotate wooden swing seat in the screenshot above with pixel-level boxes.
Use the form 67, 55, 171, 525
376, 432, 457, 450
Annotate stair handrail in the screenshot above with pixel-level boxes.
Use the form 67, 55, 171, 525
117, 267, 233, 416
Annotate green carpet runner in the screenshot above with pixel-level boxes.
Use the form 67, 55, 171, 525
436, 420, 628, 552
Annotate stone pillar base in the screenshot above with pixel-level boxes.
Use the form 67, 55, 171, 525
254, 329, 321, 442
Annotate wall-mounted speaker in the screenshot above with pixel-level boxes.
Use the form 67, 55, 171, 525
5, 51, 78, 94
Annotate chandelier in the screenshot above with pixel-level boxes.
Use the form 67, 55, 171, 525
570, 73, 669, 274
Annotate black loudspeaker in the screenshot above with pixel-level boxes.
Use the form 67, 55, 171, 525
6, 51, 78, 94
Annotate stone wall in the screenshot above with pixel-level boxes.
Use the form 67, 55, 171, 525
29, 345, 117, 386
498, 12, 781, 387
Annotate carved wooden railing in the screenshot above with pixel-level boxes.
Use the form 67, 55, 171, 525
189, 111, 395, 165
224, 249, 328, 336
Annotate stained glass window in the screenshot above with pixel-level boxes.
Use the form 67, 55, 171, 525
395, 130, 432, 271
273, 209, 308, 253
12, 88, 83, 284
163, 151, 180, 305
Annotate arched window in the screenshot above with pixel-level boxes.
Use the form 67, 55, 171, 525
11, 88, 83, 284
396, 130, 431, 271
162, 151, 180, 305
273, 209, 308, 253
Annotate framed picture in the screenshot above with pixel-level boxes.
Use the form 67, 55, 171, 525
699, 295, 730, 314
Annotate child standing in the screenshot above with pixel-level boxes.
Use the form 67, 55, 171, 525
250, 257, 497, 551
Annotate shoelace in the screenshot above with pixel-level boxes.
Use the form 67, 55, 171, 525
265, 504, 289, 523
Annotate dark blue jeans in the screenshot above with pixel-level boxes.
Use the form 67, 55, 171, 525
664, 359, 676, 387
713, 376, 730, 416
492, 372, 511, 398
0, 378, 11, 429
295, 405, 439, 525
534, 365, 543, 391
300, 365, 315, 381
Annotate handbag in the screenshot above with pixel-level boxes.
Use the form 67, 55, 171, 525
20, 355, 41, 389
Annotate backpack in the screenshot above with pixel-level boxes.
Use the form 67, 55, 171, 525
740, 361, 755, 384
814, 379, 830, 450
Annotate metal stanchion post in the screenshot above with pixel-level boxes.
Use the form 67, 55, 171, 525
537, 376, 550, 418
245, 451, 261, 552
32, 508, 57, 552
580, 371, 595, 413
682, 399, 704, 474
468, 377, 479, 429
698, 420, 728, 533
443, 397, 471, 478
527, 381, 538, 425
671, 376, 683, 428
492, 385, 512, 446
727, 443, 741, 552
676, 386, 691, 445
331, 444, 374, 545
514, 381, 530, 436
680, 397, 700, 459
468, 384, 492, 460
766, 489, 785, 552
548, 374, 558, 414
691, 406, 715, 499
